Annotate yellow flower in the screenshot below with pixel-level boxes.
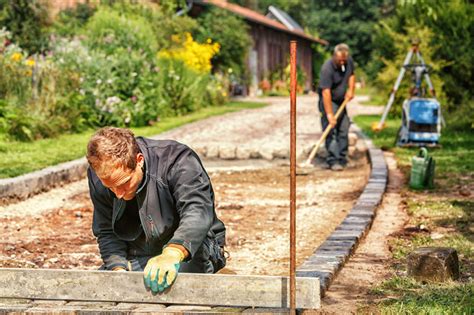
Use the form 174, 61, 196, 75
25, 70, 32, 77
25, 58, 35, 67
11, 52, 22, 62
158, 32, 220, 73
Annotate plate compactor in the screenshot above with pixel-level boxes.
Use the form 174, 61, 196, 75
373, 41, 443, 147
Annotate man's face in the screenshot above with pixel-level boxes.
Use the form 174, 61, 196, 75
98, 154, 144, 200
333, 51, 348, 68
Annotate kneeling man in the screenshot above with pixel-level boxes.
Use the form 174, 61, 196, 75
86, 127, 226, 294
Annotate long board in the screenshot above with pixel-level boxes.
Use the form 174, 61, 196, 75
0, 268, 320, 309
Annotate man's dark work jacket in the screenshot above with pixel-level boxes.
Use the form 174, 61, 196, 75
88, 137, 226, 271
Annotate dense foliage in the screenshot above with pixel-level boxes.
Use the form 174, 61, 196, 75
0, 0, 51, 53
369, 0, 473, 129
0, 1, 228, 141
195, 7, 251, 79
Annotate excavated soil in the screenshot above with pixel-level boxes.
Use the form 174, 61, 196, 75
0, 157, 369, 275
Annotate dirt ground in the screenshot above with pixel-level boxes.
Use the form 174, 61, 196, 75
0, 156, 369, 275
311, 152, 408, 314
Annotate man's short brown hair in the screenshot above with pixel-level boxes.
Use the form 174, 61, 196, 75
87, 127, 140, 174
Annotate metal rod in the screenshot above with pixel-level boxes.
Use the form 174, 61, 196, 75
289, 40, 297, 315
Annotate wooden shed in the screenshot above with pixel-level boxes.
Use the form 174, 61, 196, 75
191, 0, 328, 95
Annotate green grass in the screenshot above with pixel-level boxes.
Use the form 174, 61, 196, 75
0, 101, 267, 178
357, 85, 387, 106
368, 276, 474, 315
353, 115, 474, 181
355, 113, 474, 314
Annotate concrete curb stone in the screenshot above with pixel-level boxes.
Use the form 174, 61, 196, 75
296, 124, 388, 296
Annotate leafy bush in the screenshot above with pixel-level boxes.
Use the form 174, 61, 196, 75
195, 7, 251, 78
83, 6, 158, 56
52, 2, 97, 37
0, 0, 51, 54
0, 2, 228, 141
158, 32, 220, 74
153, 58, 209, 116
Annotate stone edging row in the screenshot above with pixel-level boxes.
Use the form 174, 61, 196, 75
0, 158, 88, 203
296, 124, 388, 296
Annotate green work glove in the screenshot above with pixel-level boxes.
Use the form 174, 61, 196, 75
143, 247, 185, 294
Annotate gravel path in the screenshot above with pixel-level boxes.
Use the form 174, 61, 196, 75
154, 95, 322, 160
154, 95, 382, 161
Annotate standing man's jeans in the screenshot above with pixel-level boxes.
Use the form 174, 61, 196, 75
318, 98, 350, 166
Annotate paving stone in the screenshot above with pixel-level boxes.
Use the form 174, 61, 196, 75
259, 147, 274, 160
348, 146, 357, 157
273, 147, 289, 159
219, 145, 237, 160
236, 147, 252, 160
348, 132, 358, 146
248, 148, 261, 159
327, 231, 362, 241
206, 145, 219, 159
319, 239, 357, 249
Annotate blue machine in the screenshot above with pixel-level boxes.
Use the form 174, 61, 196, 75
398, 98, 441, 146
375, 42, 444, 146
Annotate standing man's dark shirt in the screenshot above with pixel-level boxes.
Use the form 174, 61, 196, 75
318, 57, 355, 104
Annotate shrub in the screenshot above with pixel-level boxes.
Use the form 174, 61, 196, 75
83, 6, 158, 56
52, 2, 97, 37
153, 58, 209, 116
158, 32, 220, 74
195, 7, 251, 78
0, 0, 51, 54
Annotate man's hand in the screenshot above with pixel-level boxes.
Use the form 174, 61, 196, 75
112, 266, 127, 272
143, 247, 185, 294
345, 90, 354, 101
327, 113, 337, 128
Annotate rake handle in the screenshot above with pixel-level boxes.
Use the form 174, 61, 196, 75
305, 98, 350, 165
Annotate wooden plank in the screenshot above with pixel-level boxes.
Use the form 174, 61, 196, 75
0, 268, 320, 309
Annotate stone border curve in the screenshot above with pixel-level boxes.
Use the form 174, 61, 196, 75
296, 124, 388, 296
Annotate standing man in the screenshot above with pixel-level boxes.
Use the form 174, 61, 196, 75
86, 127, 226, 294
317, 43, 355, 171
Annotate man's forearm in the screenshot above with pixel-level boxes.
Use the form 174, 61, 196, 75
322, 89, 333, 116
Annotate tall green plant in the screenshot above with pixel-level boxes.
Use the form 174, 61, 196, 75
195, 7, 251, 78
0, 0, 51, 53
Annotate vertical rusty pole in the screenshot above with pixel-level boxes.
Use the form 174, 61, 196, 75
289, 40, 297, 315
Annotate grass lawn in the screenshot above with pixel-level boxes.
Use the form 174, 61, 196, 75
356, 85, 386, 106
354, 114, 474, 314
0, 101, 267, 178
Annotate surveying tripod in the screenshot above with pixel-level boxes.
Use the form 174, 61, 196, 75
374, 41, 444, 131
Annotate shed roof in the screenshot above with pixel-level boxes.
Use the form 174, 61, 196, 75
196, 0, 328, 45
